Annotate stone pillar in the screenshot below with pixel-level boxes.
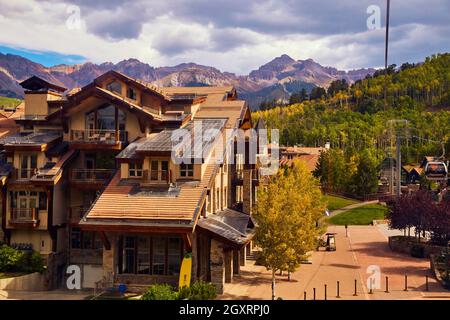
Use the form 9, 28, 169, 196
224, 250, 233, 283
210, 239, 225, 294
242, 166, 252, 215
239, 246, 246, 266
102, 234, 116, 286
233, 250, 240, 275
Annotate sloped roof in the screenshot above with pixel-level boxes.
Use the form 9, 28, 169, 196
81, 162, 218, 224
197, 209, 255, 247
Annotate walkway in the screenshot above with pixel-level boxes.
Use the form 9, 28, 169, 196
221, 225, 450, 300
328, 200, 379, 218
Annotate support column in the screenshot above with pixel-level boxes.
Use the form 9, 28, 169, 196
224, 250, 233, 283
102, 234, 116, 287
239, 246, 246, 266
210, 239, 225, 294
233, 250, 240, 275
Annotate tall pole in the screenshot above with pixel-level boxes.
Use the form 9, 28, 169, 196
384, 0, 391, 111
396, 135, 401, 197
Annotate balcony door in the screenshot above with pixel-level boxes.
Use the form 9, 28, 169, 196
16, 191, 38, 219
20, 154, 37, 179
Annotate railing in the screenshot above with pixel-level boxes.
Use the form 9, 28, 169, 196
13, 168, 38, 180
142, 170, 170, 184
70, 169, 114, 184
10, 208, 39, 223
70, 129, 128, 144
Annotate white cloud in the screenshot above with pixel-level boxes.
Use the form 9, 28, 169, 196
0, 0, 448, 74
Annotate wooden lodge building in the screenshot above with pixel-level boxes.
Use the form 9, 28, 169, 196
0, 72, 261, 293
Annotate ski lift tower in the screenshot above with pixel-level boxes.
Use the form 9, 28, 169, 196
386, 119, 409, 197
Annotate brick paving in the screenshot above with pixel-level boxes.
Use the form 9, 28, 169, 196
221, 225, 450, 300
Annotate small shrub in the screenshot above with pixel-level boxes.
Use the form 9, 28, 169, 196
0, 245, 22, 272
18, 251, 45, 273
179, 281, 216, 300
0, 245, 45, 273
141, 284, 179, 300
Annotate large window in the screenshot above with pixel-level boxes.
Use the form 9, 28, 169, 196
121, 235, 183, 276
180, 163, 194, 178
85, 104, 127, 141
129, 162, 143, 177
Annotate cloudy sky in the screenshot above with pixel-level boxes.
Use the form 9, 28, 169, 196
0, 0, 449, 74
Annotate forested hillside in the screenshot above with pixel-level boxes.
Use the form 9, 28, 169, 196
253, 53, 450, 165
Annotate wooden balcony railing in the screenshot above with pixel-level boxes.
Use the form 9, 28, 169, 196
70, 129, 128, 144
70, 169, 114, 184
10, 208, 39, 224
13, 168, 38, 180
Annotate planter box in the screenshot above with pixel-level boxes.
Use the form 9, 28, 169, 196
430, 254, 450, 290
0, 272, 46, 291
388, 236, 445, 258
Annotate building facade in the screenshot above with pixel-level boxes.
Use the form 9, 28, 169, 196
0, 71, 261, 293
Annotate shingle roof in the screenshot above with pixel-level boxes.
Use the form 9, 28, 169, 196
82, 163, 217, 223
136, 119, 227, 158
0, 131, 61, 146
197, 209, 255, 246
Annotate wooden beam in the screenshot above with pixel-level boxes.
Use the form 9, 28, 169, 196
182, 233, 192, 251
99, 231, 111, 250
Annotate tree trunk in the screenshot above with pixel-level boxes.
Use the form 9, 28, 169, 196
271, 270, 276, 300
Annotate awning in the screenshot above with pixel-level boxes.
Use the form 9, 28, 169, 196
196, 208, 255, 248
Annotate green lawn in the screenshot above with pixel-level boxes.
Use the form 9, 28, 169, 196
323, 194, 359, 211
328, 204, 388, 225
0, 96, 22, 111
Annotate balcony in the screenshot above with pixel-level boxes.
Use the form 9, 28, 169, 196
13, 168, 38, 181
9, 208, 40, 227
70, 129, 128, 149
70, 169, 114, 188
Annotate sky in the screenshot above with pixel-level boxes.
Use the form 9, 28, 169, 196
0, 0, 449, 74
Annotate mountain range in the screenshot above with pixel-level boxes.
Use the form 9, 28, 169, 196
0, 52, 376, 109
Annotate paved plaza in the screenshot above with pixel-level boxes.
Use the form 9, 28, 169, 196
221, 225, 450, 300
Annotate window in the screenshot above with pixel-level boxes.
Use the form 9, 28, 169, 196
19, 154, 38, 179
106, 81, 122, 94
71, 228, 82, 249
150, 160, 158, 180
127, 87, 137, 100
137, 237, 150, 274
120, 235, 183, 276
152, 236, 165, 275
180, 163, 194, 178
129, 162, 143, 177
149, 160, 169, 181
168, 237, 182, 276
123, 236, 136, 274
216, 188, 220, 211
70, 228, 102, 250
